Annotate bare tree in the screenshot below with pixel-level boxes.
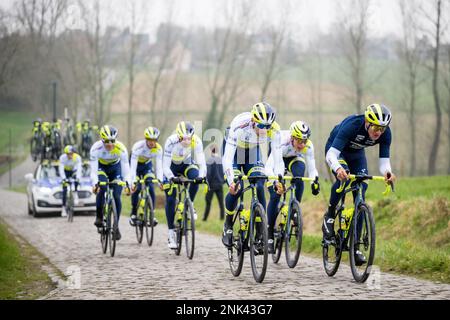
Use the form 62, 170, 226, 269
204, 0, 255, 130
335, 0, 371, 113
421, 0, 445, 175
257, 2, 291, 101
398, 0, 427, 176
0, 10, 20, 95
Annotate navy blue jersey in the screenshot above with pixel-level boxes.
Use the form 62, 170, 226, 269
326, 115, 392, 158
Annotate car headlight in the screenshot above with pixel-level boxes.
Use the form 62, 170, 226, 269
35, 187, 53, 197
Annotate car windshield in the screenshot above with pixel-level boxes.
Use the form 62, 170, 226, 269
38, 165, 59, 180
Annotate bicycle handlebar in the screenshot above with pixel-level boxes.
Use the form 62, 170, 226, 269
336, 174, 394, 195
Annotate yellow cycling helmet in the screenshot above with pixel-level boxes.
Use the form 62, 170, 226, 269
251, 102, 276, 128
99, 125, 118, 142
64, 145, 75, 154
290, 121, 311, 140
175, 121, 194, 139
144, 126, 160, 140
364, 104, 392, 127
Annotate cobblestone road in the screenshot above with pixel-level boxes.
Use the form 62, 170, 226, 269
0, 189, 449, 300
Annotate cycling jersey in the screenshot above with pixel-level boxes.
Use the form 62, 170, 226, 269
163, 134, 206, 179
89, 140, 131, 186
130, 140, 163, 183
325, 114, 392, 174
265, 130, 318, 181
223, 112, 282, 185
58, 153, 82, 180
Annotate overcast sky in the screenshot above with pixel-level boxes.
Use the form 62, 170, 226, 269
0, 0, 429, 42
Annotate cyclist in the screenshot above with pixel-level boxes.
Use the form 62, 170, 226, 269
90, 125, 131, 240
163, 121, 206, 249
58, 145, 82, 217
129, 126, 163, 227
221, 102, 282, 247
265, 121, 320, 253
32, 118, 42, 133
323, 104, 396, 265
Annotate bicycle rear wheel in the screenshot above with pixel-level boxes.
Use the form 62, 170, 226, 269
184, 199, 196, 260
145, 196, 154, 246
349, 204, 375, 283
228, 213, 244, 277
285, 200, 303, 268
249, 203, 268, 283
322, 209, 343, 277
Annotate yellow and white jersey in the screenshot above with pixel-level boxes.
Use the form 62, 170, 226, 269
265, 130, 319, 180
130, 140, 163, 182
89, 140, 131, 186
163, 134, 206, 179
58, 153, 82, 179
223, 112, 282, 185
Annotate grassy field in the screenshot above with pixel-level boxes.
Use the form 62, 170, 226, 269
0, 220, 56, 299
0, 111, 36, 176
122, 175, 450, 283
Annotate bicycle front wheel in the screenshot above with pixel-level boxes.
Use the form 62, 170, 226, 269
228, 212, 244, 277
349, 203, 376, 283
272, 209, 284, 263
322, 209, 343, 277
184, 199, 196, 260
145, 195, 154, 246
285, 200, 303, 268
249, 203, 268, 283
109, 199, 118, 257
67, 190, 74, 223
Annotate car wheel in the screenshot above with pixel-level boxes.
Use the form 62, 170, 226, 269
31, 196, 39, 218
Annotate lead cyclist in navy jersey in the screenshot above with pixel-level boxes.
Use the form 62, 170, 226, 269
323, 104, 396, 265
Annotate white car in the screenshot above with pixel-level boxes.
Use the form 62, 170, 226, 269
25, 162, 96, 217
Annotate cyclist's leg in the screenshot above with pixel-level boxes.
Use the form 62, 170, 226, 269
246, 163, 266, 208
96, 169, 108, 221
289, 158, 306, 202
143, 161, 156, 205
163, 180, 177, 229
184, 164, 200, 201
108, 162, 123, 221
224, 168, 244, 228
203, 189, 214, 221
267, 186, 281, 239
62, 182, 68, 207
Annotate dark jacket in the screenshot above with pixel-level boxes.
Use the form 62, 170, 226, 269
206, 155, 224, 191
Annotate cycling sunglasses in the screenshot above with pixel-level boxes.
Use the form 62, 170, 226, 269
256, 123, 271, 129
102, 139, 116, 144
370, 124, 387, 133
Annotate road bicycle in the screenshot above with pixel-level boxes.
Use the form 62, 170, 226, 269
63, 177, 78, 223
272, 176, 314, 268
133, 177, 160, 246
322, 173, 394, 283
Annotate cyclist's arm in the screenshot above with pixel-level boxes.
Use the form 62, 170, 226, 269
89, 146, 99, 185
326, 147, 343, 173
378, 128, 392, 175
120, 149, 132, 186
194, 138, 207, 178
75, 156, 82, 180
155, 148, 164, 182
271, 131, 284, 177
163, 138, 175, 180
223, 134, 237, 186
129, 151, 138, 185
306, 142, 319, 181
58, 158, 66, 179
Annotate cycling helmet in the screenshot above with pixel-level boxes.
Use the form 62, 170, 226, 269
364, 104, 392, 127
99, 125, 118, 142
64, 145, 75, 154
176, 121, 194, 139
144, 126, 160, 140
290, 121, 311, 140
251, 102, 276, 127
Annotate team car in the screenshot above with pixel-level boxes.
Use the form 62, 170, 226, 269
25, 160, 96, 217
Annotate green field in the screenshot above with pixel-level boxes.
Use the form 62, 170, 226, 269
122, 175, 450, 283
0, 220, 56, 299
0, 111, 36, 176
